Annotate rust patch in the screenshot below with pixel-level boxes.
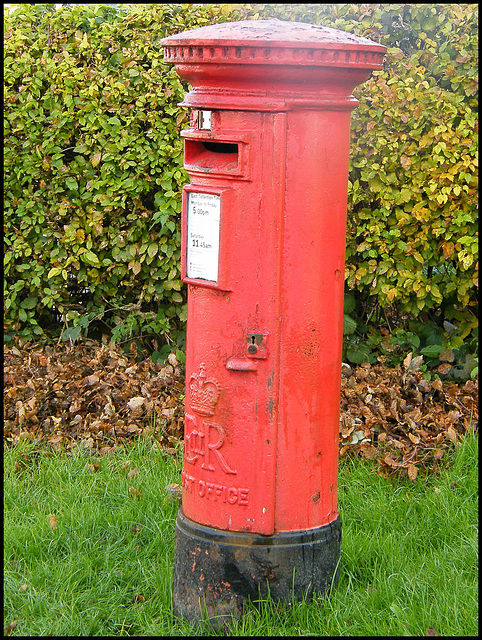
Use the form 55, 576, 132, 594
266, 398, 274, 418
312, 491, 321, 503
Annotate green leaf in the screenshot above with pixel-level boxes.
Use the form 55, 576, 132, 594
421, 344, 444, 358
346, 346, 371, 365
343, 293, 356, 314
20, 296, 37, 309
148, 244, 158, 258
343, 315, 357, 335
66, 177, 78, 191
81, 251, 101, 266
61, 326, 82, 342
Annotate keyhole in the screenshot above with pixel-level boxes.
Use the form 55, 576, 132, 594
247, 334, 258, 354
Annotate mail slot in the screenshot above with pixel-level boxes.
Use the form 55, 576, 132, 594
161, 19, 386, 627
184, 140, 239, 171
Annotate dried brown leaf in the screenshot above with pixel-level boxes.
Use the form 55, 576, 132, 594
358, 442, 378, 459
446, 410, 461, 423
383, 453, 404, 468
131, 594, 145, 604
127, 396, 145, 411
5, 621, 18, 635
341, 424, 355, 439
408, 432, 420, 444
407, 463, 418, 481
445, 425, 457, 442
403, 352, 413, 370
165, 483, 183, 500
437, 363, 452, 375
409, 355, 424, 372
49, 514, 58, 530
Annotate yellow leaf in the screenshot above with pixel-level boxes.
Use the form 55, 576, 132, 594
441, 241, 454, 259
91, 151, 102, 168
387, 288, 396, 302
400, 155, 411, 170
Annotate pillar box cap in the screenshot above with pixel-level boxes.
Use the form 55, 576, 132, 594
161, 19, 386, 110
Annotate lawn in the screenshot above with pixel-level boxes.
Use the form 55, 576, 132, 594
4, 432, 478, 636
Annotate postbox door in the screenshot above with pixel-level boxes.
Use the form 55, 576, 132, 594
179, 109, 287, 535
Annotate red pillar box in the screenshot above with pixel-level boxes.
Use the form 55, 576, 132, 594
161, 19, 385, 626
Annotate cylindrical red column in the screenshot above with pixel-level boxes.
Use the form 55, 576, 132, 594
161, 19, 385, 627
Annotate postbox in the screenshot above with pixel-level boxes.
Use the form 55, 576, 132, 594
161, 19, 386, 626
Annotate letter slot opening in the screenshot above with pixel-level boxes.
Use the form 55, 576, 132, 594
184, 139, 240, 174
202, 141, 238, 154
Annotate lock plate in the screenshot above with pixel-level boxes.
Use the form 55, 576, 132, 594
246, 332, 268, 359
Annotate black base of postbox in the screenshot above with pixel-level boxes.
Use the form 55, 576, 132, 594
172, 508, 342, 629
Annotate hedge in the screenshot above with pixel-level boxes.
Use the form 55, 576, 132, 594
4, 3, 478, 352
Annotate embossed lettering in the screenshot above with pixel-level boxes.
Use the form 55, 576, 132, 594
184, 413, 237, 475
202, 421, 236, 474
182, 472, 249, 505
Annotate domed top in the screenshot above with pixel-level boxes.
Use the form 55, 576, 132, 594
161, 19, 386, 111
161, 19, 386, 64
162, 18, 384, 48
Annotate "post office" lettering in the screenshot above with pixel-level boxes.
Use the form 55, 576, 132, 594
182, 470, 249, 506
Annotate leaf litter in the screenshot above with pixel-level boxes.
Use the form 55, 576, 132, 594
4, 340, 478, 479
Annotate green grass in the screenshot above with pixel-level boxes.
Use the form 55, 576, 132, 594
4, 433, 478, 636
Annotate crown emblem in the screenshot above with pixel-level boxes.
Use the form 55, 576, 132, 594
189, 363, 220, 416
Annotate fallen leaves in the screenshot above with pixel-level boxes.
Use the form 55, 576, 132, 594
3, 340, 478, 480
4, 339, 184, 455
340, 359, 478, 479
